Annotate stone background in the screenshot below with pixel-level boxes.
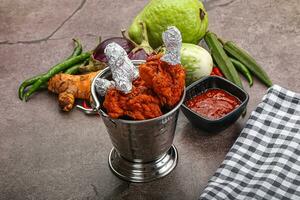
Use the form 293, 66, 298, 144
0, 0, 299, 199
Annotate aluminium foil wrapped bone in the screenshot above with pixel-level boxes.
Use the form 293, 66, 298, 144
94, 78, 115, 97
161, 26, 182, 65
94, 42, 139, 96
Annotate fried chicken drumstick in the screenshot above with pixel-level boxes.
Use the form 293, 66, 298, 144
139, 54, 186, 108
103, 78, 162, 120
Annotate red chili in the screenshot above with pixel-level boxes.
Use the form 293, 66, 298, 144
82, 100, 91, 109
212, 67, 224, 77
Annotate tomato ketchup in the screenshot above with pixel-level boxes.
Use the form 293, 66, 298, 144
186, 89, 241, 120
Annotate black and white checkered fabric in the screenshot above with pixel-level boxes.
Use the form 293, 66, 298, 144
200, 85, 300, 200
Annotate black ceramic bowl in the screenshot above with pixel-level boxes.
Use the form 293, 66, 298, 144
181, 76, 249, 133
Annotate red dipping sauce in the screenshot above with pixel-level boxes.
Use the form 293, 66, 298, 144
186, 89, 241, 120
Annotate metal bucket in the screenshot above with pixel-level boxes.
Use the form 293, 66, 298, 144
91, 60, 185, 182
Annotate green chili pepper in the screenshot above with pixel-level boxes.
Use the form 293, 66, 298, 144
23, 52, 91, 101
38, 63, 85, 91
68, 39, 82, 58
18, 74, 43, 100
18, 39, 83, 100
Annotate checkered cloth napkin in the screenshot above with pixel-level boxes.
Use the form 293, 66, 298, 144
200, 85, 300, 200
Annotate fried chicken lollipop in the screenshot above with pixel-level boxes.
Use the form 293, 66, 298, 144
103, 78, 162, 120
139, 27, 185, 108
94, 43, 162, 120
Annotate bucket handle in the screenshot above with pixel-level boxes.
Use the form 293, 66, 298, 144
76, 71, 101, 115
108, 118, 117, 127
76, 105, 98, 115
90, 72, 102, 111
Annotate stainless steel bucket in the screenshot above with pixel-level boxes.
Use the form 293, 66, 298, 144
91, 60, 185, 182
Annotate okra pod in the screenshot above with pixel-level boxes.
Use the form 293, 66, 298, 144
230, 57, 253, 87
204, 32, 243, 88
224, 41, 272, 87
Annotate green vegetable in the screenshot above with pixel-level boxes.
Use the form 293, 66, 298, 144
204, 32, 243, 88
64, 63, 82, 74
36, 63, 86, 91
18, 74, 43, 100
19, 64, 83, 98
18, 39, 83, 100
230, 57, 253, 87
68, 39, 82, 59
128, 0, 208, 48
180, 43, 213, 85
23, 52, 91, 101
223, 41, 272, 87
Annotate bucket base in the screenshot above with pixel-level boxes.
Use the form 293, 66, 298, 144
108, 145, 178, 183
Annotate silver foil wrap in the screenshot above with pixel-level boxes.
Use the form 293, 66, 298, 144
161, 26, 182, 65
94, 78, 115, 97
105, 42, 139, 94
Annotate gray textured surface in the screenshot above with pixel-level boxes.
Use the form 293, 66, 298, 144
0, 0, 299, 199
